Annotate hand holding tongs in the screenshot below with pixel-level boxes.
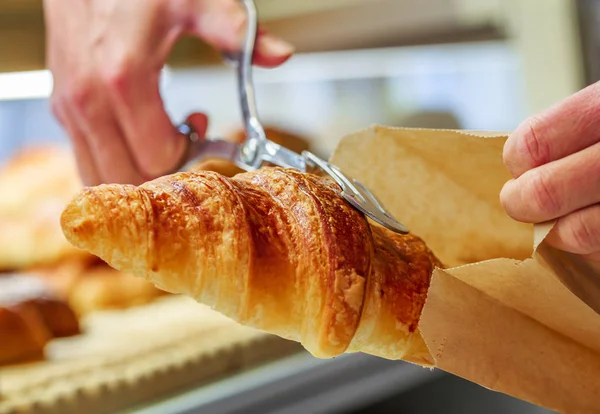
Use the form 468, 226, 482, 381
175, 0, 408, 234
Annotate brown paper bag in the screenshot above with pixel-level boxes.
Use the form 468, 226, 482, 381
331, 126, 600, 414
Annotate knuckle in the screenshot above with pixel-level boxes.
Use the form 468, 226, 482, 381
568, 213, 600, 253
169, 0, 194, 28
521, 116, 550, 168
170, 0, 191, 12
529, 170, 562, 218
67, 76, 95, 114
154, 0, 171, 8
101, 62, 132, 99
155, 0, 179, 21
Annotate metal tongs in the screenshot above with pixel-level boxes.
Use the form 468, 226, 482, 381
176, 0, 408, 234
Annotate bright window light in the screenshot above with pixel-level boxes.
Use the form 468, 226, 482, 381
0, 66, 173, 101
0, 70, 53, 101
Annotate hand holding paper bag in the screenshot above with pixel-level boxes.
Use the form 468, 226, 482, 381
501, 82, 600, 263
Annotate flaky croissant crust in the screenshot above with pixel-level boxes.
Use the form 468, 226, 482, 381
61, 168, 441, 364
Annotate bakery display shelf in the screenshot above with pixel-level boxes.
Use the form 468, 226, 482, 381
129, 351, 444, 414
0, 296, 302, 414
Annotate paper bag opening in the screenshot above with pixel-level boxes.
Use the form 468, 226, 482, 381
331, 126, 600, 414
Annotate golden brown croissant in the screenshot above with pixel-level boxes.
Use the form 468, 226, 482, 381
60, 168, 441, 365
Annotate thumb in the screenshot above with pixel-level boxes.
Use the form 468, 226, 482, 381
188, 0, 294, 67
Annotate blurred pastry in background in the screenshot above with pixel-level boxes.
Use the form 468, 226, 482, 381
69, 265, 168, 316
35, 257, 168, 316
29, 256, 97, 300
0, 274, 80, 365
0, 146, 81, 216
0, 209, 90, 271
0, 146, 87, 270
0, 145, 169, 319
189, 125, 311, 177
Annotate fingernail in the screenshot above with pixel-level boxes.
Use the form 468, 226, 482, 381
258, 34, 295, 57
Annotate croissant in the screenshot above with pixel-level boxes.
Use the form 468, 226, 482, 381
60, 167, 441, 365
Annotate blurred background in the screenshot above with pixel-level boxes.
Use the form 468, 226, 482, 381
0, 0, 596, 413
2, 0, 596, 162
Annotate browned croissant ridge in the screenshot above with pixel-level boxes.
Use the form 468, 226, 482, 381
60, 167, 441, 365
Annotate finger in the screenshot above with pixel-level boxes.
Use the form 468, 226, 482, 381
545, 204, 600, 257
51, 100, 102, 186
104, 69, 186, 178
504, 81, 600, 178
253, 31, 295, 68
500, 141, 600, 223
44, 0, 101, 185
66, 79, 145, 184
184, 0, 294, 66
88, 2, 185, 179
69, 129, 102, 187
177, 112, 210, 169
186, 112, 209, 137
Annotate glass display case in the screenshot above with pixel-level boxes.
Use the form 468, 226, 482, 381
0, 41, 526, 162
0, 2, 585, 409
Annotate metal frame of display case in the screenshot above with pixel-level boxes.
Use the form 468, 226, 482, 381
576, 0, 600, 85
128, 352, 444, 414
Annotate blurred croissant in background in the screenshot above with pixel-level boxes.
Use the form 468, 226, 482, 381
0, 146, 154, 365
0, 146, 167, 314
0, 147, 87, 269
